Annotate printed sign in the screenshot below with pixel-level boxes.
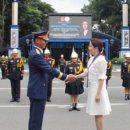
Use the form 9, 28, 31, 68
49, 14, 92, 39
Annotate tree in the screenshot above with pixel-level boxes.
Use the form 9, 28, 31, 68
1, 0, 55, 51
81, 0, 130, 38
0, 0, 8, 51
18, 0, 55, 37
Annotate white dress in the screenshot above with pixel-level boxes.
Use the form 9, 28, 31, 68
85, 55, 112, 115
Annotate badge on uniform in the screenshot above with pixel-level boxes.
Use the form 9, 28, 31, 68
69, 67, 73, 70
77, 66, 79, 70
124, 62, 127, 67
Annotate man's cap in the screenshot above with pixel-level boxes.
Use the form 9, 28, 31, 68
71, 48, 78, 58
2, 55, 5, 58
34, 31, 49, 41
12, 48, 18, 54
61, 54, 64, 58
44, 48, 50, 54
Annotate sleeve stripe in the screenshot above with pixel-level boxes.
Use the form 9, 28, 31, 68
57, 72, 63, 79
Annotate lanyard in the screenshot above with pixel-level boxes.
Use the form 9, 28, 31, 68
86, 53, 101, 87
87, 53, 101, 70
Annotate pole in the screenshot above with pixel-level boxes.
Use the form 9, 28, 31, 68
120, 0, 129, 57
12, 0, 18, 25
10, 0, 19, 49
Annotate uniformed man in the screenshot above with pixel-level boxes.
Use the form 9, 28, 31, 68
101, 49, 112, 87
121, 52, 130, 100
65, 48, 84, 111
58, 54, 66, 73
44, 48, 55, 102
27, 31, 76, 130
7, 49, 24, 102
106, 60, 112, 87
0, 55, 7, 79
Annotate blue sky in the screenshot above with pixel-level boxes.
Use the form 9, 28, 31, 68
41, 0, 89, 13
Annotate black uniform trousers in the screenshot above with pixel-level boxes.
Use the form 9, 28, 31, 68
1, 69, 6, 79
28, 98, 46, 130
47, 78, 53, 100
10, 79, 20, 100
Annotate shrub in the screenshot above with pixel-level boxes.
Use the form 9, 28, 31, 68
111, 57, 125, 64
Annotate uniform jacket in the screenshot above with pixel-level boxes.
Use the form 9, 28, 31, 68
106, 60, 112, 80
46, 58, 55, 67
45, 57, 55, 80
7, 58, 24, 80
27, 46, 67, 100
121, 61, 130, 80
58, 58, 66, 67
65, 61, 84, 87
0, 59, 7, 70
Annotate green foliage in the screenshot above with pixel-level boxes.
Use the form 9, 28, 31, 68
18, 0, 55, 36
1, 0, 55, 49
111, 57, 125, 64
82, 0, 130, 37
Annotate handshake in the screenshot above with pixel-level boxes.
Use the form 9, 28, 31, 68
65, 72, 86, 82
66, 74, 77, 82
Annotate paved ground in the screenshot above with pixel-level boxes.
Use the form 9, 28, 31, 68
0, 64, 130, 130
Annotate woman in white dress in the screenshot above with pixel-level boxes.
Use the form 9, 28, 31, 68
76, 38, 111, 130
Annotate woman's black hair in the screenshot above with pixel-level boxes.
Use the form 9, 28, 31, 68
90, 38, 103, 52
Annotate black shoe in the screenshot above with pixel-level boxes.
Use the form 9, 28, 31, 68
74, 103, 80, 111
128, 94, 130, 100
10, 99, 15, 102
16, 99, 20, 102
75, 107, 80, 111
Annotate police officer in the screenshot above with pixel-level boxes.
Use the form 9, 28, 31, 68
121, 52, 130, 100
106, 60, 112, 87
7, 49, 24, 102
58, 54, 66, 73
65, 48, 84, 111
27, 31, 76, 130
101, 49, 112, 87
0, 55, 7, 79
44, 48, 55, 102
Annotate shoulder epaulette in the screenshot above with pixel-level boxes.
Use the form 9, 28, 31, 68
35, 49, 41, 55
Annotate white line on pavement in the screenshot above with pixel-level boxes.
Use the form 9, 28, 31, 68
0, 103, 129, 108
0, 86, 123, 90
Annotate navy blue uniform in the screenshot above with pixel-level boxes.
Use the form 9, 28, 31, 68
7, 58, 24, 101
27, 46, 67, 130
0, 59, 7, 79
58, 58, 66, 73
121, 61, 130, 88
